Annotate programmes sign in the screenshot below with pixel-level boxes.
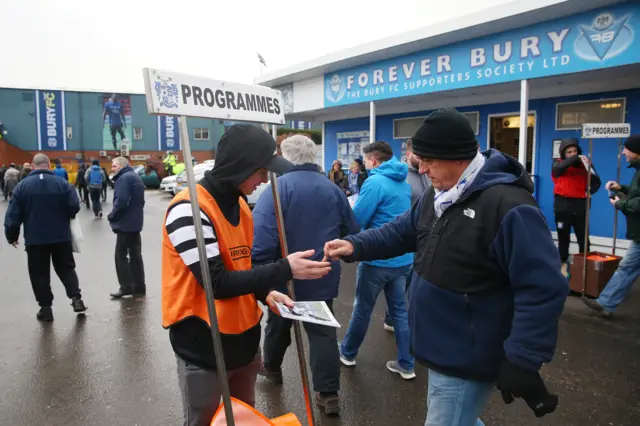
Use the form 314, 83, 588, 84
35, 90, 66, 151
582, 123, 631, 139
158, 115, 180, 151
143, 68, 285, 124
324, 4, 639, 107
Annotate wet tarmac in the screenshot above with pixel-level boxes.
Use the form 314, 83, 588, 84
0, 190, 639, 425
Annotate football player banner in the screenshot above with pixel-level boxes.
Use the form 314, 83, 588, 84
143, 68, 313, 426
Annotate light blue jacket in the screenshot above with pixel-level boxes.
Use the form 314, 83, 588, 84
352, 156, 412, 268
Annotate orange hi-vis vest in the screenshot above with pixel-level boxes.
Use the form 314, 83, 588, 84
162, 184, 262, 334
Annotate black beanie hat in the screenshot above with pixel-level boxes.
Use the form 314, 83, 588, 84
411, 108, 479, 160
624, 135, 640, 154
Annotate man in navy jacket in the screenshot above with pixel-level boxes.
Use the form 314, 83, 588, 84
252, 135, 359, 415
4, 153, 87, 321
108, 157, 146, 298
324, 109, 567, 425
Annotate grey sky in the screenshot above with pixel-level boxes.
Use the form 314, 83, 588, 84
3, 0, 511, 93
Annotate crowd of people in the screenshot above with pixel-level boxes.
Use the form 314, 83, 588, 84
3, 154, 147, 320
3, 108, 640, 426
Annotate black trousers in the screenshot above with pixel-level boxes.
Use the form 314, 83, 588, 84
26, 242, 81, 307
263, 300, 339, 393
89, 188, 102, 216
78, 185, 89, 209
115, 232, 146, 293
110, 124, 125, 151
555, 210, 589, 263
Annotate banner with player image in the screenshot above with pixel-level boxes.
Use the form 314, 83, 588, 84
102, 93, 133, 151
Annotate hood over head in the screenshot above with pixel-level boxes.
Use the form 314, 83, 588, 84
559, 138, 581, 159
463, 149, 534, 198
369, 156, 408, 182
205, 124, 293, 188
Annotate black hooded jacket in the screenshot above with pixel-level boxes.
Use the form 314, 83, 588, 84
166, 125, 294, 371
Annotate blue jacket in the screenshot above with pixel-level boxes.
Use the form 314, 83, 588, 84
108, 166, 145, 233
344, 150, 567, 381
53, 164, 68, 181
352, 156, 412, 268
4, 169, 80, 246
252, 163, 360, 301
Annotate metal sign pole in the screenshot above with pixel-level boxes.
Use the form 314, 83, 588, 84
581, 138, 593, 297
612, 139, 623, 255
268, 125, 316, 426
178, 116, 235, 426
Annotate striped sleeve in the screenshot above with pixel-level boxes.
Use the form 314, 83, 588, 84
165, 201, 220, 269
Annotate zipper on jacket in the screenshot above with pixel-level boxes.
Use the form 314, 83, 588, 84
465, 294, 476, 347
427, 218, 448, 269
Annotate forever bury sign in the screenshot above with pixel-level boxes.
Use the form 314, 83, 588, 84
143, 68, 284, 124
324, 3, 640, 107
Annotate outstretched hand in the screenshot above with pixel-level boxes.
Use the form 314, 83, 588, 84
322, 239, 354, 262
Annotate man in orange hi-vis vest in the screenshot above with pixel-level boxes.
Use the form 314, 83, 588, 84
162, 124, 332, 426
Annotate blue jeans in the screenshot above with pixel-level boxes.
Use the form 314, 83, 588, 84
425, 369, 494, 426
341, 263, 414, 370
384, 267, 412, 326
597, 241, 640, 313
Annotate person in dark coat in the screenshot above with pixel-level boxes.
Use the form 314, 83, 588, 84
0, 165, 6, 198
252, 135, 360, 415
552, 138, 601, 277
4, 153, 87, 321
323, 108, 566, 424
18, 162, 32, 181
75, 164, 90, 209
584, 135, 640, 317
108, 157, 146, 298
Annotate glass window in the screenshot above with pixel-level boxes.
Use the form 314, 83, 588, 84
133, 127, 143, 140
194, 128, 210, 140
393, 111, 479, 138
556, 99, 625, 130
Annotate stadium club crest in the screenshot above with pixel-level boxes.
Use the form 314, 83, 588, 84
154, 75, 180, 109
325, 74, 346, 103
575, 12, 634, 61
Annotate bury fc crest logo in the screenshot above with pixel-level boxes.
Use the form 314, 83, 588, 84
154, 75, 180, 109
325, 74, 346, 103
575, 12, 634, 61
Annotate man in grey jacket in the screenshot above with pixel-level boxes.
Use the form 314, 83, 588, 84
384, 138, 431, 332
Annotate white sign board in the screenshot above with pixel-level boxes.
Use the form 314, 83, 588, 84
142, 68, 284, 125
582, 123, 631, 139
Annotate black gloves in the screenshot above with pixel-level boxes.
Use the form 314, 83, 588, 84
496, 360, 558, 418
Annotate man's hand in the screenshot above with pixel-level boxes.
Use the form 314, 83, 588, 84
579, 155, 590, 165
286, 250, 331, 280
10, 241, 19, 248
610, 196, 620, 207
265, 290, 294, 316
322, 239, 354, 262
606, 181, 621, 191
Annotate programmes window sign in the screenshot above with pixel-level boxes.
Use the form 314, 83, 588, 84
324, 4, 639, 107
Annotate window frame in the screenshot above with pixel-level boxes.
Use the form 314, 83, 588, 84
193, 128, 210, 141
555, 97, 626, 131
393, 111, 480, 139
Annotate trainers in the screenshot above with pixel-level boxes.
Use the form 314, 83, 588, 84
257, 366, 283, 385
98, 211, 103, 218
37, 307, 54, 321
316, 392, 340, 415
386, 360, 416, 380
383, 322, 395, 333
583, 298, 612, 318
110, 289, 133, 298
339, 354, 356, 367
71, 297, 87, 313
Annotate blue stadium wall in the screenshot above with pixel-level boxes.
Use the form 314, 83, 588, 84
0, 88, 225, 153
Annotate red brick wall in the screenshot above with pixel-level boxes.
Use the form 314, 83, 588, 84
0, 139, 34, 166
